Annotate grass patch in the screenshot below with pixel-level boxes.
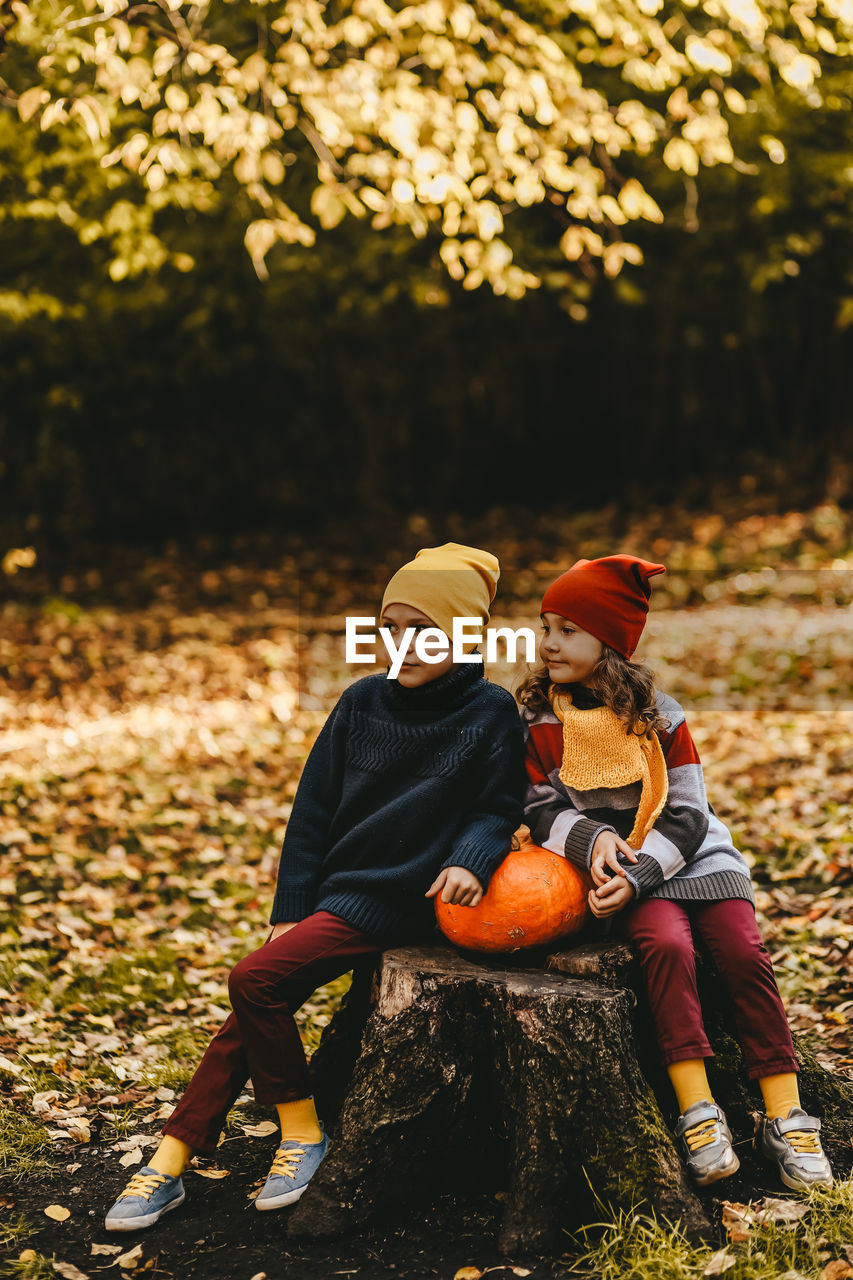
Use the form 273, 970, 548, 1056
0, 1213, 35, 1249
98, 1105, 138, 1143
50, 945, 190, 1014
0, 1251, 55, 1280
141, 1057, 197, 1093
574, 1179, 853, 1279
0, 950, 51, 1003
0, 1104, 52, 1180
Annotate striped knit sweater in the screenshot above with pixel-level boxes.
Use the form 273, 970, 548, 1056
522, 684, 754, 905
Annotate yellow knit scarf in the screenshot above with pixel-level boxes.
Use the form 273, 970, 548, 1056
547, 687, 669, 850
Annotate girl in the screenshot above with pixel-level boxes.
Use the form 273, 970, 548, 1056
105, 542, 525, 1230
519, 554, 833, 1191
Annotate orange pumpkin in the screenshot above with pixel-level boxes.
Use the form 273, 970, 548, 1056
435, 838, 592, 953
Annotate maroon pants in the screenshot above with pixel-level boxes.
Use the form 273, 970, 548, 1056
622, 897, 798, 1079
163, 912, 386, 1154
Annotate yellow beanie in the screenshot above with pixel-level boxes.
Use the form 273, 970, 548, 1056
380, 542, 499, 653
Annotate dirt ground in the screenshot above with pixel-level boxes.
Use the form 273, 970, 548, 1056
2, 1128, 580, 1280
9, 1102, 848, 1280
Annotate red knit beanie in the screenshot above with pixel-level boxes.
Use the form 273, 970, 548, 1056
540, 555, 666, 659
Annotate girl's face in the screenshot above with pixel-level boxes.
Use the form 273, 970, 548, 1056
380, 603, 455, 687
539, 612, 603, 688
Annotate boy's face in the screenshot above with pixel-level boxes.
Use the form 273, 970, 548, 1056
539, 611, 603, 688
380, 603, 456, 687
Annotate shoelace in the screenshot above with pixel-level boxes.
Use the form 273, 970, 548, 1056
270, 1144, 305, 1179
121, 1171, 167, 1202
784, 1128, 822, 1154
684, 1118, 719, 1152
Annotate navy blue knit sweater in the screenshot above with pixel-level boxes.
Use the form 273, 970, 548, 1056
270, 661, 525, 941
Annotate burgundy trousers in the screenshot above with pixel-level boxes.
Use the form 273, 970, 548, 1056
163, 911, 386, 1154
621, 897, 798, 1079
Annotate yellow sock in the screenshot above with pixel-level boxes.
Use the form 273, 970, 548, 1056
148, 1135, 193, 1178
276, 1096, 323, 1145
668, 1059, 713, 1114
759, 1072, 801, 1120
759, 1074, 821, 1153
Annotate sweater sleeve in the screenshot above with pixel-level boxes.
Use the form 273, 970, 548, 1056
440, 710, 526, 890
620, 716, 711, 898
522, 721, 615, 873
269, 691, 351, 924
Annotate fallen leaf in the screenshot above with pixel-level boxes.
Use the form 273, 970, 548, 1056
118, 1148, 144, 1167
91, 1244, 123, 1256
44, 1204, 71, 1221
821, 1263, 853, 1280
240, 1121, 279, 1137
704, 1249, 736, 1276
114, 1134, 158, 1150
454, 1270, 484, 1280
193, 1167, 230, 1179
18, 1251, 37, 1263
0, 1053, 21, 1074
32, 1090, 61, 1113
721, 1201, 751, 1243
53, 1262, 90, 1280
511, 1272, 532, 1278
62, 1118, 91, 1144
115, 1243, 144, 1269
755, 1197, 810, 1226
249, 1274, 267, 1280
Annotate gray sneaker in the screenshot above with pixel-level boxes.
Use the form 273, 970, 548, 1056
255, 1129, 329, 1210
674, 1100, 740, 1187
755, 1107, 834, 1191
105, 1166, 185, 1231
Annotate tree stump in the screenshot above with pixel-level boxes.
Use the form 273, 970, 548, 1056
289, 936, 853, 1253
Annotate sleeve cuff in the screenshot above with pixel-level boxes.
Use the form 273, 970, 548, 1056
270, 888, 316, 924
621, 852, 666, 897
564, 818, 616, 871
442, 839, 506, 891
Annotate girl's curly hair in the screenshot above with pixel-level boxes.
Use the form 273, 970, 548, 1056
516, 645, 669, 738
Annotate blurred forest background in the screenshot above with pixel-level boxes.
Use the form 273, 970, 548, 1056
1, 0, 853, 575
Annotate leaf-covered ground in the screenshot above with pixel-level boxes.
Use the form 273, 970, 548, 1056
1, 500, 851, 1280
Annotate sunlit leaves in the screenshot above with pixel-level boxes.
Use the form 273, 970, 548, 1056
4, 0, 853, 293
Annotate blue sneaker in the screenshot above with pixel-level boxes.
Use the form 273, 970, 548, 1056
105, 1165, 186, 1231
255, 1129, 329, 1210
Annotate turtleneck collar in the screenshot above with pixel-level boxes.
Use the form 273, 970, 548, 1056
384, 657, 485, 715
561, 680, 603, 710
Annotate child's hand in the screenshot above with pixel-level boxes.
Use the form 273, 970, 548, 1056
426, 866, 484, 907
590, 830, 638, 887
588, 875, 635, 919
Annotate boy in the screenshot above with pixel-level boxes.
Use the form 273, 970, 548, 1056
105, 542, 524, 1229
